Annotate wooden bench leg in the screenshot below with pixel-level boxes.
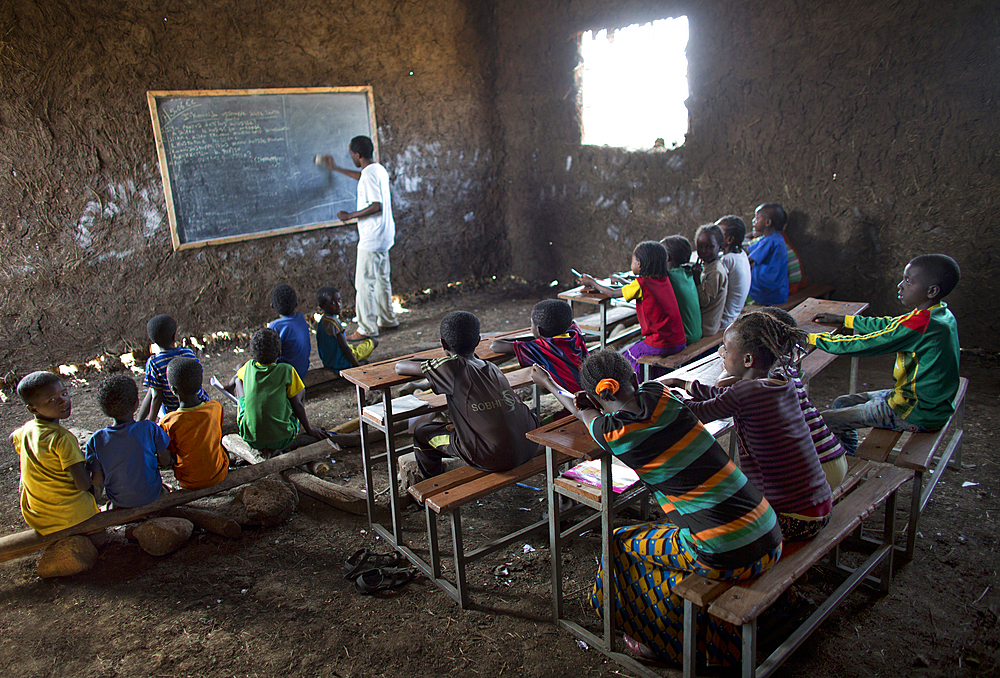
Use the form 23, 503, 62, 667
881, 488, 898, 592
903, 470, 923, 562
449, 509, 470, 609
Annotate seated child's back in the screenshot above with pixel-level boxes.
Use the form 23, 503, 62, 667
396, 311, 539, 477
268, 284, 312, 380
11, 372, 98, 534
86, 374, 170, 507
491, 299, 588, 393
717, 216, 752, 326
747, 203, 789, 305
661, 235, 703, 344
141, 314, 209, 419
159, 357, 228, 490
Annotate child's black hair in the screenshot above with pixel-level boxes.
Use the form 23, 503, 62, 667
633, 241, 669, 278
316, 285, 340, 306
16, 371, 63, 405
440, 310, 480, 355
96, 374, 139, 420
250, 327, 282, 364
579, 349, 634, 402
166, 357, 203, 397
909, 254, 961, 299
531, 299, 574, 338
146, 314, 177, 347
695, 223, 725, 250
727, 310, 807, 372
350, 135, 374, 159
757, 203, 788, 232
271, 284, 298, 316
755, 306, 797, 328
661, 235, 692, 267
715, 216, 746, 252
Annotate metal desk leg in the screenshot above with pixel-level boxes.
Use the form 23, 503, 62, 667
547, 446, 564, 621
601, 454, 614, 650
357, 385, 378, 525
381, 390, 404, 545
599, 299, 608, 351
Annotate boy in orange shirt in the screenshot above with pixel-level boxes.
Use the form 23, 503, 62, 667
158, 357, 229, 490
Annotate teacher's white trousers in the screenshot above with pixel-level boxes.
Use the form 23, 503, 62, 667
355, 248, 397, 336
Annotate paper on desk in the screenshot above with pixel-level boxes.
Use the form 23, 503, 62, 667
210, 376, 238, 405
362, 394, 429, 424
561, 459, 640, 494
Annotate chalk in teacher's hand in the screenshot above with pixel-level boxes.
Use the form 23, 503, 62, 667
314, 154, 324, 166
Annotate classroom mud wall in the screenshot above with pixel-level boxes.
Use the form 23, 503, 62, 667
0, 0, 504, 377
494, 0, 998, 348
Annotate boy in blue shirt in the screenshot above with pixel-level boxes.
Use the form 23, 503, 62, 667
138, 314, 209, 421
86, 374, 171, 508
268, 284, 312, 381
316, 285, 378, 374
747, 202, 790, 305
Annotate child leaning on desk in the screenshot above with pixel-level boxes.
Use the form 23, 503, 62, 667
662, 310, 833, 542
531, 350, 782, 668
809, 253, 961, 454
490, 298, 588, 392
578, 241, 686, 377
395, 310, 540, 482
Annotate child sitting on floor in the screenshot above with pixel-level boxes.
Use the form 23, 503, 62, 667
395, 311, 540, 481
716, 215, 752, 327
160, 357, 229, 489
11, 372, 99, 535
663, 310, 833, 541
693, 223, 729, 336
756, 307, 848, 490
660, 235, 703, 345
532, 350, 781, 667
315, 285, 378, 374
269, 284, 312, 381
809, 253, 961, 453
747, 203, 790, 305
86, 374, 171, 507
578, 241, 686, 376
490, 298, 589, 393
229, 328, 327, 455
138, 314, 209, 421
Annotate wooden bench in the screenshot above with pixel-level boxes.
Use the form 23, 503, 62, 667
675, 461, 913, 678
407, 450, 574, 608
854, 377, 968, 560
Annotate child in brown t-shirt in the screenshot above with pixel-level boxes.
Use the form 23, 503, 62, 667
395, 311, 540, 479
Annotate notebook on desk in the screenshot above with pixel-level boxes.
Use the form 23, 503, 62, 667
361, 394, 430, 425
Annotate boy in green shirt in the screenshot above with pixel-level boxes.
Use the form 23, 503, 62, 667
810, 254, 961, 452
228, 328, 327, 455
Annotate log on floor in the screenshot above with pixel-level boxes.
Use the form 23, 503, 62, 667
281, 469, 367, 515
0, 439, 338, 563
162, 506, 242, 539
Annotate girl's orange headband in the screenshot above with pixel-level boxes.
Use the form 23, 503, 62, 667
596, 378, 620, 395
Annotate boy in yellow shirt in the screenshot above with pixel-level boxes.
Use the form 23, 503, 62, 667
10, 371, 99, 535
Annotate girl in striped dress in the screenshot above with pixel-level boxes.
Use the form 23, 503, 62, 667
531, 350, 782, 666
663, 310, 833, 541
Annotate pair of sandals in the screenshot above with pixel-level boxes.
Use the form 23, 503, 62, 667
343, 549, 417, 595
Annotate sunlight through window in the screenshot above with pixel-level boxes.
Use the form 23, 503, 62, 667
579, 17, 689, 151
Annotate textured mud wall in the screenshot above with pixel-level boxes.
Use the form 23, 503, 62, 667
0, 0, 503, 376
495, 0, 998, 348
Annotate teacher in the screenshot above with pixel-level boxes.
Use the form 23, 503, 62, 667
320, 135, 399, 341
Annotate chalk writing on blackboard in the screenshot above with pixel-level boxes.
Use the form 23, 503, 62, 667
147, 87, 377, 251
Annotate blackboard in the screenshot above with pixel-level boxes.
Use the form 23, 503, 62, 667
147, 87, 377, 250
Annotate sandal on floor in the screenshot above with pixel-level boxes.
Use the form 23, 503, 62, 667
355, 567, 416, 595
343, 549, 402, 580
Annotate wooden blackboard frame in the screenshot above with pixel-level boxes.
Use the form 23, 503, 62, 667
147, 86, 378, 251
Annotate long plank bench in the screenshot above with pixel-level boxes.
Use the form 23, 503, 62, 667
854, 376, 968, 560
675, 462, 913, 678
637, 330, 726, 380
407, 449, 574, 608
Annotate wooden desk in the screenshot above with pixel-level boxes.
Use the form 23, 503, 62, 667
339, 329, 528, 551
558, 285, 619, 350
788, 297, 869, 394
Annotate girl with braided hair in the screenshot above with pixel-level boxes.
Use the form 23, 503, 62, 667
663, 309, 832, 542
531, 351, 781, 667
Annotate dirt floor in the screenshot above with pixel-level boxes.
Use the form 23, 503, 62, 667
0, 279, 997, 677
